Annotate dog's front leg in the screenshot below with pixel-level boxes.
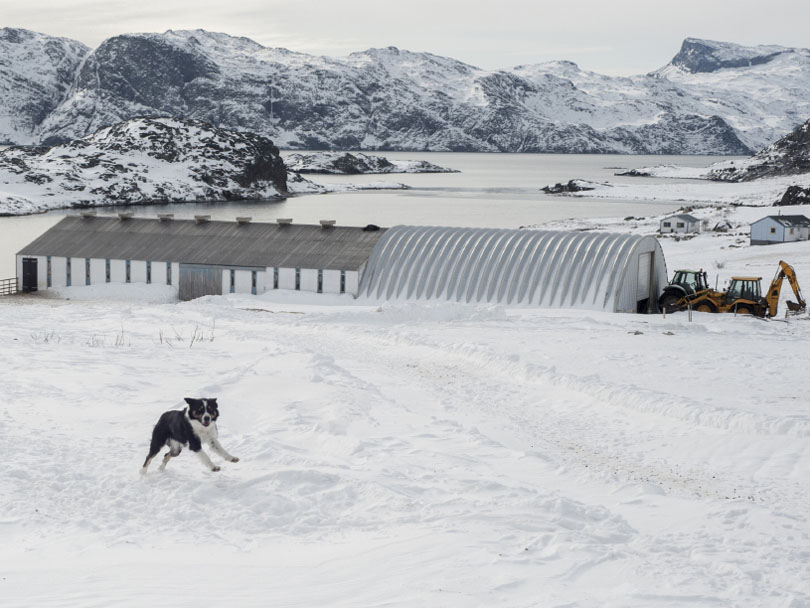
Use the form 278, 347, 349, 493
192, 447, 220, 472
210, 438, 239, 463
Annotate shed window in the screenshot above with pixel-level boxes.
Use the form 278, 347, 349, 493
770, 227, 776, 234
126, 260, 131, 283
663, 222, 671, 227
340, 270, 346, 294
146, 261, 152, 284
273, 267, 279, 289
229, 269, 235, 293
85, 258, 91, 285
66, 258, 71, 287
317, 269, 323, 294
295, 268, 300, 291
676, 222, 685, 229
47, 256, 52, 288
251, 271, 257, 295
166, 262, 172, 286
105, 259, 110, 283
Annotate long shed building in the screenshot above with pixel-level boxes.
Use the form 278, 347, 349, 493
17, 217, 667, 313
358, 226, 667, 313
16, 214, 387, 300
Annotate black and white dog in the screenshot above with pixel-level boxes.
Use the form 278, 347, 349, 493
141, 398, 239, 474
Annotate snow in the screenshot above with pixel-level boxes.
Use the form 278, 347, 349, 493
2, 219, 810, 605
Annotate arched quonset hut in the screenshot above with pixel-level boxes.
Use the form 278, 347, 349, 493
358, 227, 667, 313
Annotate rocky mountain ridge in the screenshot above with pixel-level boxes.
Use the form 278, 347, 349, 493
0, 117, 288, 215
284, 152, 456, 174
2, 28, 810, 154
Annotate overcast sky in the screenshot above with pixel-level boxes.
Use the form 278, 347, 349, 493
3, 0, 809, 75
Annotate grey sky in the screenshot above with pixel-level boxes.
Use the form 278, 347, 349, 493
3, 0, 809, 75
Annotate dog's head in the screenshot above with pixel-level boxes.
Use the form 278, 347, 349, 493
185, 397, 219, 427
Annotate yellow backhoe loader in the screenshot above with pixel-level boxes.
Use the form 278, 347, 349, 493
663, 260, 806, 318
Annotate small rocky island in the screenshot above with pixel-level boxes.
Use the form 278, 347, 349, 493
284, 151, 457, 174
0, 117, 289, 215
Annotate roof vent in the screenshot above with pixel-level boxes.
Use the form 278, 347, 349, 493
194, 215, 211, 224
236, 217, 252, 225
80, 210, 97, 218
362, 224, 381, 232
320, 219, 336, 228
118, 211, 134, 220
276, 218, 293, 226
158, 213, 174, 221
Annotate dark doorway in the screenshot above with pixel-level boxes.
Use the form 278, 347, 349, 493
22, 257, 38, 292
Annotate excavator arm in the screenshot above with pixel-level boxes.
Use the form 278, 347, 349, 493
766, 261, 807, 317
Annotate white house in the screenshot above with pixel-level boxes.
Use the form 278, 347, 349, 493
659, 214, 700, 235
16, 213, 386, 300
750, 215, 810, 246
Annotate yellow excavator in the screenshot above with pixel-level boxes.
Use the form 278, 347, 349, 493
663, 260, 806, 318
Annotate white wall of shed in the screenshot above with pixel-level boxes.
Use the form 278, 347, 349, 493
235, 270, 253, 294
300, 269, 318, 292
50, 256, 67, 287
89, 258, 105, 285
322, 270, 341, 294
130, 260, 147, 284
151, 261, 168, 286
345, 271, 359, 296
751, 218, 784, 243
110, 259, 126, 283
278, 268, 296, 290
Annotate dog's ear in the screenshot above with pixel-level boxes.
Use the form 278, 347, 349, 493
184, 398, 202, 407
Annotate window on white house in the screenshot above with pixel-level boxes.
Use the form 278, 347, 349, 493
770, 227, 776, 234
676, 222, 685, 228
663, 222, 671, 227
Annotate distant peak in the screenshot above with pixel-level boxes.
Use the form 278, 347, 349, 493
668, 37, 794, 73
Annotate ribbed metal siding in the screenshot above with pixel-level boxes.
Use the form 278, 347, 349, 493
359, 226, 667, 312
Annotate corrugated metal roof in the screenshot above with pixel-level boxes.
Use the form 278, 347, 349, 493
662, 214, 699, 222
18, 216, 388, 270
358, 226, 667, 312
757, 215, 810, 228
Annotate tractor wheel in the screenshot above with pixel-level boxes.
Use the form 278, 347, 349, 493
734, 305, 753, 316
659, 294, 680, 313
695, 300, 716, 313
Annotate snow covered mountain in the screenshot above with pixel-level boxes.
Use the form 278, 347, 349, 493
3, 29, 810, 154
0, 117, 287, 215
0, 28, 90, 145
284, 151, 456, 174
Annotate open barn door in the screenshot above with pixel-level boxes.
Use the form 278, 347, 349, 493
636, 252, 652, 313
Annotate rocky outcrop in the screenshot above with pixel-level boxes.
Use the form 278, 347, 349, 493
667, 38, 791, 74
708, 119, 810, 182
541, 180, 597, 194
0, 117, 288, 215
284, 152, 457, 174
774, 185, 810, 206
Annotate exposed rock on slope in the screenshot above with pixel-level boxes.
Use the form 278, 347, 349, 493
708, 119, 810, 182
3, 29, 810, 154
0, 117, 288, 215
284, 152, 457, 174
0, 28, 90, 145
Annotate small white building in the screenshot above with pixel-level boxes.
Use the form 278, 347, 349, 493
750, 215, 810, 246
16, 214, 387, 300
659, 214, 700, 235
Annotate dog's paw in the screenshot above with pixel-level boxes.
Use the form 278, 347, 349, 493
230, 457, 240, 463
211, 466, 221, 472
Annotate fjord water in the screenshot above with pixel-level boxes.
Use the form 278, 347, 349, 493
0, 152, 730, 278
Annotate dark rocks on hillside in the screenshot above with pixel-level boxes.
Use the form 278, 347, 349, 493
542, 180, 596, 194
774, 185, 810, 206
670, 38, 786, 74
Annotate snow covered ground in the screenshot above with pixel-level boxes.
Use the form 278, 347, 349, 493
2, 219, 810, 605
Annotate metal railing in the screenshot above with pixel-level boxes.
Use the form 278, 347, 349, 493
0, 278, 17, 296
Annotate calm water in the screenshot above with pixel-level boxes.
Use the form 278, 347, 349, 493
0, 152, 735, 278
